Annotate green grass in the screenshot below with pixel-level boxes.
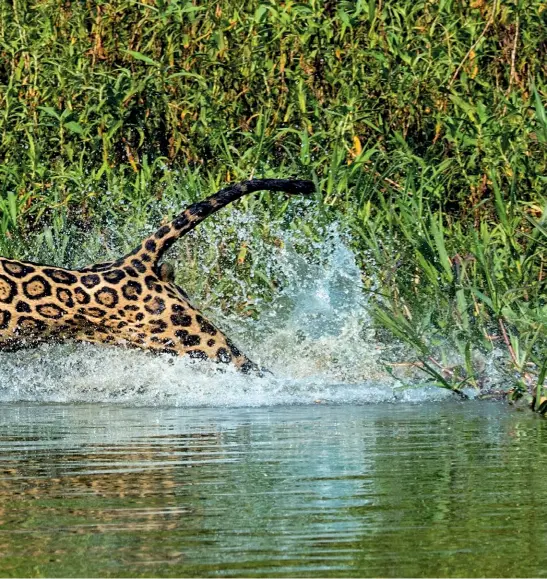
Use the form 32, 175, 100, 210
0, 0, 545, 397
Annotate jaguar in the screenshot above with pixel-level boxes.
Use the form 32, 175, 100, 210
0, 178, 315, 372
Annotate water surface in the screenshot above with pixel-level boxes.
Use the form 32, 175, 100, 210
0, 401, 545, 577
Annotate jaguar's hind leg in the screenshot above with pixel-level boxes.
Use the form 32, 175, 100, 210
74, 275, 259, 372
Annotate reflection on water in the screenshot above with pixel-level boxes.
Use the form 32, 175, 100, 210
0, 402, 546, 577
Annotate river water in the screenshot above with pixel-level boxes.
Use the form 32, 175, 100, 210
1, 222, 544, 576
1, 401, 546, 577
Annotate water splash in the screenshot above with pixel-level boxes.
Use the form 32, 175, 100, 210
0, 342, 452, 406
0, 205, 455, 406
218, 229, 383, 383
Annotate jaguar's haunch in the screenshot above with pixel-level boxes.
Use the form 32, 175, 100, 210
0, 179, 315, 372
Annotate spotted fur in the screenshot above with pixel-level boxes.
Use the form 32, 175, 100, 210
0, 179, 315, 371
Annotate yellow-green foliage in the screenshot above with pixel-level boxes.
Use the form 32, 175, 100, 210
1, 1, 546, 213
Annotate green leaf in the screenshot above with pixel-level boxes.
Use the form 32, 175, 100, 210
64, 121, 84, 135
470, 288, 495, 312
125, 50, 161, 67
449, 94, 477, 123
524, 213, 547, 240
255, 4, 269, 22
533, 84, 547, 142
491, 173, 509, 229
7, 191, 17, 226
455, 287, 469, 331
38, 106, 60, 120
167, 71, 206, 85
430, 213, 453, 281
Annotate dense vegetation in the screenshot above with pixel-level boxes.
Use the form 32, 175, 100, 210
0, 0, 545, 397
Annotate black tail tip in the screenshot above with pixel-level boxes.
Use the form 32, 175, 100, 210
243, 178, 316, 197
285, 179, 316, 196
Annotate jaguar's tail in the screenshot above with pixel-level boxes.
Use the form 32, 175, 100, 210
127, 179, 315, 267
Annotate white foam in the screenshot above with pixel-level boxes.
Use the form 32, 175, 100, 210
0, 342, 455, 406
